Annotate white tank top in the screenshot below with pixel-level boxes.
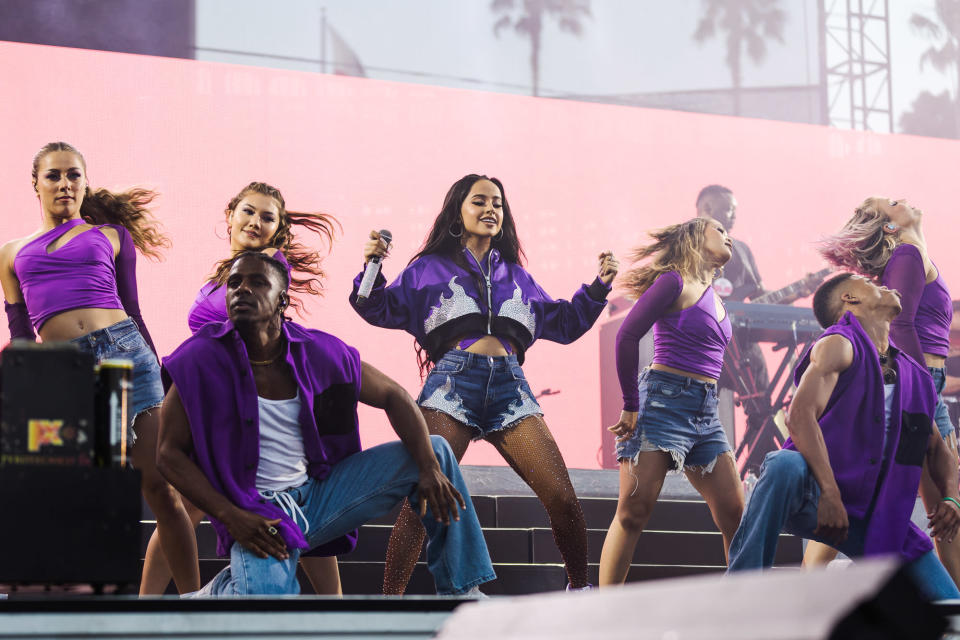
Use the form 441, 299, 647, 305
256, 392, 308, 492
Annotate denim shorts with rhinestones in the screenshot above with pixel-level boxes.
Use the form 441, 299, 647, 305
417, 349, 543, 440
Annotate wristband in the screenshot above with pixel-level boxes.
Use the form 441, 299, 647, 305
942, 496, 960, 511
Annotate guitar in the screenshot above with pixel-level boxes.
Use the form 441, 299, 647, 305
750, 268, 833, 305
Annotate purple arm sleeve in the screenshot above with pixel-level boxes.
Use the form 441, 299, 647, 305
349, 264, 414, 331
616, 271, 683, 411
4, 301, 36, 341
112, 226, 158, 359
881, 245, 926, 366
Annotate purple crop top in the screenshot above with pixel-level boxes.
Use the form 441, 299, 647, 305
615, 271, 732, 411
9, 218, 156, 354
882, 244, 953, 364
188, 251, 292, 334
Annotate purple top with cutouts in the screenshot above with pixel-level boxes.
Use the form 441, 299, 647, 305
11, 218, 156, 354
616, 271, 731, 411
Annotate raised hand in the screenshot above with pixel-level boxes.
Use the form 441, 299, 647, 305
598, 250, 619, 286
362, 230, 391, 265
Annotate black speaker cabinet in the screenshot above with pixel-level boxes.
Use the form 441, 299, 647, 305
0, 466, 141, 587
1, 342, 96, 466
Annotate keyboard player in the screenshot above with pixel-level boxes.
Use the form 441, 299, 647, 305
696, 185, 770, 458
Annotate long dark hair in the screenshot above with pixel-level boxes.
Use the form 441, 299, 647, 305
209, 181, 340, 314
411, 174, 525, 267
32, 141, 170, 259
411, 174, 526, 375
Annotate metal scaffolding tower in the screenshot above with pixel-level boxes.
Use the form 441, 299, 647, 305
819, 0, 893, 132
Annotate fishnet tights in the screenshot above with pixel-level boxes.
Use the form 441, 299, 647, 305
382, 409, 589, 593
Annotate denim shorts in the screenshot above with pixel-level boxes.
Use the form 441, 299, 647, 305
70, 318, 164, 443
417, 349, 543, 440
930, 367, 955, 440
616, 368, 732, 472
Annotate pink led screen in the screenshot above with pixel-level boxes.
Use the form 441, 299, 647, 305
1, 41, 958, 469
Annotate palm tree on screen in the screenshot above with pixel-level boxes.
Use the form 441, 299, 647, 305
910, 0, 960, 135
491, 0, 591, 97
692, 0, 786, 116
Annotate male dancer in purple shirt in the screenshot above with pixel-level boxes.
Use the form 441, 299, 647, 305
727, 273, 960, 599
157, 251, 494, 595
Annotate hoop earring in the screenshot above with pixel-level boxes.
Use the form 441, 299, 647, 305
493, 228, 504, 241
448, 222, 463, 238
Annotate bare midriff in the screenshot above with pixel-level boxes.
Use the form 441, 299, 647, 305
925, 353, 947, 369
38, 308, 129, 342
454, 334, 517, 357
650, 362, 718, 385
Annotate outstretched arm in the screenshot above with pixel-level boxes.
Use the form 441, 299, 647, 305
534, 253, 616, 344
358, 360, 466, 525
157, 384, 288, 560
785, 335, 853, 544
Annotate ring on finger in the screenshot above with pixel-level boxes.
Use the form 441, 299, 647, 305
267, 526, 278, 536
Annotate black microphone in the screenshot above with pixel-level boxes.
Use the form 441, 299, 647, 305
355, 229, 392, 304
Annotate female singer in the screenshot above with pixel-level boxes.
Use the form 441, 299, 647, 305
598, 217, 744, 586
350, 174, 618, 592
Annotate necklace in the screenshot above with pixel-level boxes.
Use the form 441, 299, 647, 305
249, 342, 285, 366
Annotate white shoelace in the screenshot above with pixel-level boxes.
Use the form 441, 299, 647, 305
258, 488, 309, 536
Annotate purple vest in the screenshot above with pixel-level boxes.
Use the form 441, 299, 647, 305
162, 319, 362, 557
783, 312, 937, 560
349, 247, 609, 363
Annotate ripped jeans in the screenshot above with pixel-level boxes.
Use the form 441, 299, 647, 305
615, 368, 732, 473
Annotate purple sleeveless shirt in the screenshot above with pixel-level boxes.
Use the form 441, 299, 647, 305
162, 319, 362, 557
783, 311, 937, 561
882, 243, 952, 363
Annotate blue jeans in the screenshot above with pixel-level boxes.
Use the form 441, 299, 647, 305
727, 450, 960, 600
418, 350, 542, 440
70, 318, 164, 443
616, 368, 731, 472
930, 367, 955, 440
196, 436, 495, 595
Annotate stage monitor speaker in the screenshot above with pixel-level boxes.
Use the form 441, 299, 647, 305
1, 342, 96, 466
436, 558, 946, 640
598, 305, 735, 469
0, 466, 141, 587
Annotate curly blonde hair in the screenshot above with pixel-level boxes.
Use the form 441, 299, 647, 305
818, 197, 897, 278
32, 141, 170, 260
619, 218, 711, 298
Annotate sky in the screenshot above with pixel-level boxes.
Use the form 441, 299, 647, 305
194, 0, 954, 133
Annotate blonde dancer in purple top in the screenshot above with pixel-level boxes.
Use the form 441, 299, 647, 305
599, 217, 745, 586
140, 181, 342, 595
807, 197, 960, 587
0, 142, 200, 595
